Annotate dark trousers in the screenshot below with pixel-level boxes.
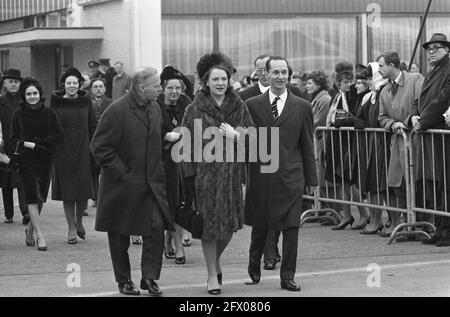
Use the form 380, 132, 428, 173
249, 227, 299, 280
107, 210, 165, 284
2, 173, 28, 219
263, 230, 281, 262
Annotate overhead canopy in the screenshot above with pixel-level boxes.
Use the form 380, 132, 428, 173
0, 27, 103, 47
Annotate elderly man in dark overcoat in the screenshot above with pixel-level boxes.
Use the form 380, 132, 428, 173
245, 56, 318, 292
409, 33, 450, 247
0, 69, 29, 224
90, 66, 174, 296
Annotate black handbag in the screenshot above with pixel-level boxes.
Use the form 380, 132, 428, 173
175, 190, 203, 240
334, 109, 355, 127
0, 143, 20, 173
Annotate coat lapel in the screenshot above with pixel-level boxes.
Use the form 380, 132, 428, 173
257, 91, 276, 125
276, 91, 296, 126
421, 57, 449, 97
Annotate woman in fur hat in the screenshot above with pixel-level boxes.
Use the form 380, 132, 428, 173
181, 52, 254, 295
50, 67, 97, 245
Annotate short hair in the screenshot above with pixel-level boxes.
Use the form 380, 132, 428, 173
305, 71, 329, 91
377, 51, 401, 69
19, 77, 44, 103
131, 66, 158, 89
200, 66, 233, 96
90, 78, 106, 89
162, 78, 186, 93
335, 71, 354, 83
253, 54, 270, 67
266, 56, 289, 72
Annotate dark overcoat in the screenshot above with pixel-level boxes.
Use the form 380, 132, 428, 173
157, 93, 191, 221
181, 91, 254, 240
90, 91, 174, 236
245, 90, 318, 230
410, 54, 450, 188
50, 90, 97, 201
0, 92, 22, 188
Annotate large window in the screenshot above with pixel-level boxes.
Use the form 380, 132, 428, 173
162, 18, 213, 77
219, 17, 357, 79
369, 17, 420, 64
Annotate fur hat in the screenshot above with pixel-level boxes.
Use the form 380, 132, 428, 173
60, 67, 84, 85
196, 52, 234, 81
160, 66, 185, 84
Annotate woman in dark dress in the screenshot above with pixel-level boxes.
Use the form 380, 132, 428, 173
157, 66, 192, 264
325, 70, 369, 230
10, 78, 64, 251
351, 63, 390, 234
50, 67, 97, 244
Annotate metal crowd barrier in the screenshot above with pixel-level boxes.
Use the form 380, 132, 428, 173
391, 129, 450, 242
301, 126, 418, 244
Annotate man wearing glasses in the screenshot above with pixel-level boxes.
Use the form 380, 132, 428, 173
409, 33, 450, 247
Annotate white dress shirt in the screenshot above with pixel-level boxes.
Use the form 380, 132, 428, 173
269, 89, 288, 117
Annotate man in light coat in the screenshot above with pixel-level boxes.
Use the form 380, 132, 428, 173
91, 66, 174, 296
245, 56, 317, 292
378, 51, 424, 236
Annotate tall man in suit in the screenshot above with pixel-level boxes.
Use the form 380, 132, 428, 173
0, 69, 29, 224
91, 66, 174, 296
245, 56, 318, 291
240, 55, 306, 271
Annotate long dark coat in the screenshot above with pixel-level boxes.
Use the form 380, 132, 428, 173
157, 93, 191, 221
351, 89, 390, 193
90, 91, 174, 236
410, 54, 450, 189
50, 90, 97, 201
245, 90, 317, 230
0, 92, 22, 188
181, 91, 254, 240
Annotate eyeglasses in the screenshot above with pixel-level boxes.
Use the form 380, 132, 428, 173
426, 46, 444, 53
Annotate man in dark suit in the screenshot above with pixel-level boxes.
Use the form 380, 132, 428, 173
97, 58, 117, 99
240, 55, 307, 271
245, 56, 318, 291
409, 33, 450, 247
0, 69, 29, 224
90, 66, 175, 296
89, 78, 113, 208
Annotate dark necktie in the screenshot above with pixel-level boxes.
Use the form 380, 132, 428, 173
390, 81, 398, 95
271, 97, 280, 120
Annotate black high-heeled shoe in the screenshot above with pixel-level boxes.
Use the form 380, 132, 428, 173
77, 230, 86, 240
36, 239, 47, 252
332, 217, 355, 230
352, 216, 370, 230
25, 228, 35, 247
175, 256, 186, 265
361, 225, 384, 235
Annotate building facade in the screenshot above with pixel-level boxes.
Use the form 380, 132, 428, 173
1, 0, 450, 92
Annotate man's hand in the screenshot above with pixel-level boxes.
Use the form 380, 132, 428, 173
164, 132, 181, 143
391, 122, 407, 135
23, 142, 36, 150
411, 116, 421, 132
220, 123, 240, 141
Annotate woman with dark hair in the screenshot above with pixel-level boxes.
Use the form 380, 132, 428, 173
351, 63, 390, 234
10, 78, 64, 251
325, 70, 369, 230
181, 52, 253, 295
305, 71, 331, 198
157, 66, 192, 264
50, 67, 97, 244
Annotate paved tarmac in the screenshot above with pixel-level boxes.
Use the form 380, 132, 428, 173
0, 198, 449, 298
